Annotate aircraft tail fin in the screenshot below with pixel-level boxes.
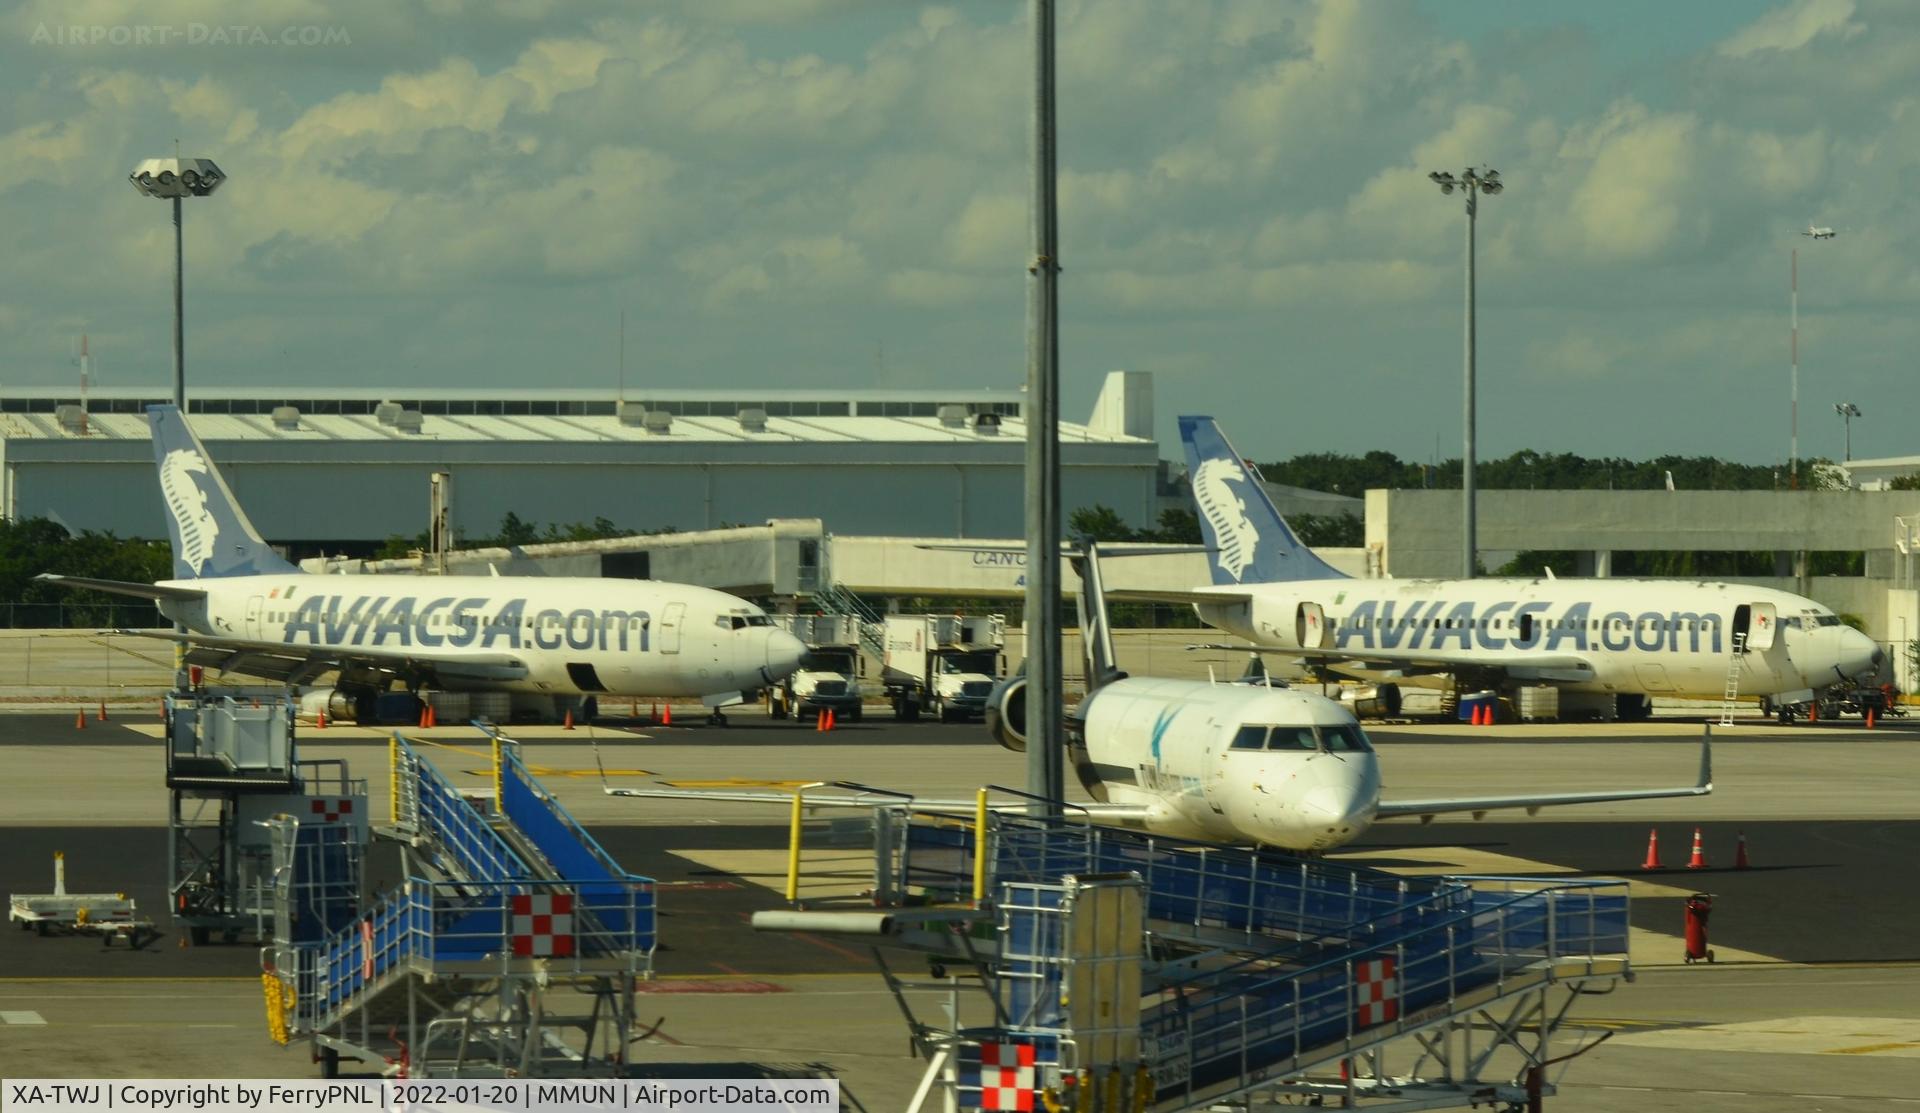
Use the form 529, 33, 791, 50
1178, 415, 1349, 585
148, 405, 297, 580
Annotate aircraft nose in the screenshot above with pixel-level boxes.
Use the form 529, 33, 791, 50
1839, 628, 1882, 678
1297, 783, 1375, 850
763, 630, 806, 684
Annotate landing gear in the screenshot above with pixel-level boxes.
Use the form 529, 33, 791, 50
707, 708, 728, 727
1614, 693, 1654, 722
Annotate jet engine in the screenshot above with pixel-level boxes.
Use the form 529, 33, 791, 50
1338, 683, 1402, 719
984, 675, 1027, 752
297, 686, 380, 724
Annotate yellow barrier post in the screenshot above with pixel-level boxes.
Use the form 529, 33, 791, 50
388, 737, 400, 826
491, 734, 504, 812
973, 787, 990, 904
785, 787, 806, 904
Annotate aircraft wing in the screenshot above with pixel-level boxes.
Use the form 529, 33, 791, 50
115, 629, 530, 686
1107, 588, 1252, 607
36, 574, 207, 603
601, 780, 1152, 822
1374, 733, 1713, 823
1185, 641, 1597, 683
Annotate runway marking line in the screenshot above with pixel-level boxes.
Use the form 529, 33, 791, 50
0, 1011, 46, 1024
1827, 1041, 1920, 1055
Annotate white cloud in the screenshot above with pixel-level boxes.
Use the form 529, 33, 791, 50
1717, 0, 1864, 57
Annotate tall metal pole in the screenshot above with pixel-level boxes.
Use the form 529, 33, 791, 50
1462, 185, 1477, 579
173, 195, 185, 409
1024, 0, 1064, 814
1790, 247, 1798, 488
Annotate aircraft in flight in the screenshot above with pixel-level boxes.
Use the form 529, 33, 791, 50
1160, 416, 1882, 722
606, 544, 1712, 853
1802, 225, 1836, 240
39, 405, 805, 723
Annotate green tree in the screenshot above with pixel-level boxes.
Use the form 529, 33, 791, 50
1067, 505, 1139, 542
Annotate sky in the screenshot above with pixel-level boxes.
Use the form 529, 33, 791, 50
2, 0, 1913, 465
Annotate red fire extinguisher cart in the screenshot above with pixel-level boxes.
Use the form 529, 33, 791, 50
1683, 892, 1716, 964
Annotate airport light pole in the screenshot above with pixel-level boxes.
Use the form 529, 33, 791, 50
1790, 228, 1835, 488
130, 158, 226, 409
1024, 0, 1065, 814
131, 156, 225, 692
1836, 402, 1861, 462
1427, 167, 1504, 578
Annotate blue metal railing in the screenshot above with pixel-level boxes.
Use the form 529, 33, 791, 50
396, 738, 532, 885
498, 744, 655, 942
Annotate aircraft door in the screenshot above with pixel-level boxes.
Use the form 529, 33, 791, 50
659, 602, 685, 654
1742, 602, 1778, 651
245, 595, 263, 641
1295, 602, 1327, 649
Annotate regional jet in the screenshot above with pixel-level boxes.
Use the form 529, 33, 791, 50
605, 544, 1711, 853
1163, 416, 1881, 721
38, 406, 805, 722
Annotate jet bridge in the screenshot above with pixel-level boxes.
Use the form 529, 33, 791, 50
759, 799, 1632, 1112
263, 732, 655, 1077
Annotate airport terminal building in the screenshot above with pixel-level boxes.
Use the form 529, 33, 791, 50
0, 372, 1170, 548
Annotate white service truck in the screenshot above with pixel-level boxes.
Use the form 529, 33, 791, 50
767, 614, 866, 722
879, 614, 1006, 722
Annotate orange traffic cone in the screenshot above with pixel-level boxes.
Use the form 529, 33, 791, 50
1807, 700, 1818, 723
75, 710, 87, 731
649, 703, 659, 725
98, 699, 108, 722
316, 707, 327, 730
425, 704, 437, 728
1865, 706, 1876, 729
563, 708, 575, 730
814, 710, 825, 733
419, 707, 430, 729
1685, 826, 1708, 869
1734, 831, 1751, 870
1641, 828, 1662, 870
631, 701, 640, 719
825, 708, 836, 732
662, 703, 672, 726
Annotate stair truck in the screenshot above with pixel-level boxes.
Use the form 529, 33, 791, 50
767, 614, 867, 722
879, 614, 1006, 722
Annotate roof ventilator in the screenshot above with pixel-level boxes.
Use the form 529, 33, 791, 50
271, 406, 301, 430
737, 407, 768, 433
642, 410, 673, 435
374, 401, 403, 426
937, 403, 968, 428
617, 400, 647, 426
973, 412, 1001, 435
393, 409, 424, 434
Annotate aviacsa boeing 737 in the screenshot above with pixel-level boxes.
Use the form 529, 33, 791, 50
1164, 416, 1882, 721
38, 405, 806, 722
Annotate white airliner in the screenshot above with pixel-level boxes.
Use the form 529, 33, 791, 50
39, 405, 805, 723
1162, 417, 1882, 722
1803, 225, 1836, 240
606, 545, 1712, 853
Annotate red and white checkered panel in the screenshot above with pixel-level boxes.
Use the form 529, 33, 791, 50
511, 893, 575, 958
310, 798, 354, 823
979, 1042, 1036, 1112
1354, 956, 1399, 1027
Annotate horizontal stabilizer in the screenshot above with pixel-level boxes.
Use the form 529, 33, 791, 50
1375, 730, 1713, 823
35, 574, 206, 603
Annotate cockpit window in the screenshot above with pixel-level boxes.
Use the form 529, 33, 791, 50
747, 615, 772, 627
1230, 725, 1266, 750
1814, 614, 1841, 627
1267, 726, 1319, 751
1320, 724, 1374, 753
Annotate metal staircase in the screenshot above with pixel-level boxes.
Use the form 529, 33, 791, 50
1719, 630, 1749, 725
759, 799, 1633, 1113
264, 733, 655, 1077
811, 581, 887, 660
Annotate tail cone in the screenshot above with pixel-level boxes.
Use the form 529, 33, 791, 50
1641, 828, 1662, 870
1685, 826, 1708, 869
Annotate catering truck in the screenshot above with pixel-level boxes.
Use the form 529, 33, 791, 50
879, 614, 1006, 722
767, 614, 866, 722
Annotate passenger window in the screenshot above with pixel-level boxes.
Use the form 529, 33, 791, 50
1230, 725, 1267, 750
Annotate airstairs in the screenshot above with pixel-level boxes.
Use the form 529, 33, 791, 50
760, 800, 1632, 1113
811, 581, 888, 661
263, 732, 655, 1078
1719, 631, 1749, 726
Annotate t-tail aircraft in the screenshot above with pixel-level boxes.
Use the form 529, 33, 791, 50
1167, 416, 1882, 722
604, 543, 1712, 853
38, 405, 806, 723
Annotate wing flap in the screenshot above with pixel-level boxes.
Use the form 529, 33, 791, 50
120, 629, 529, 683
1376, 732, 1713, 823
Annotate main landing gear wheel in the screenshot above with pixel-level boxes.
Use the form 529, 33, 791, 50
707, 709, 727, 727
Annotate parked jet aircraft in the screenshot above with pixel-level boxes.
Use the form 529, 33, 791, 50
1162, 416, 1882, 722
39, 406, 805, 722
606, 544, 1712, 853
